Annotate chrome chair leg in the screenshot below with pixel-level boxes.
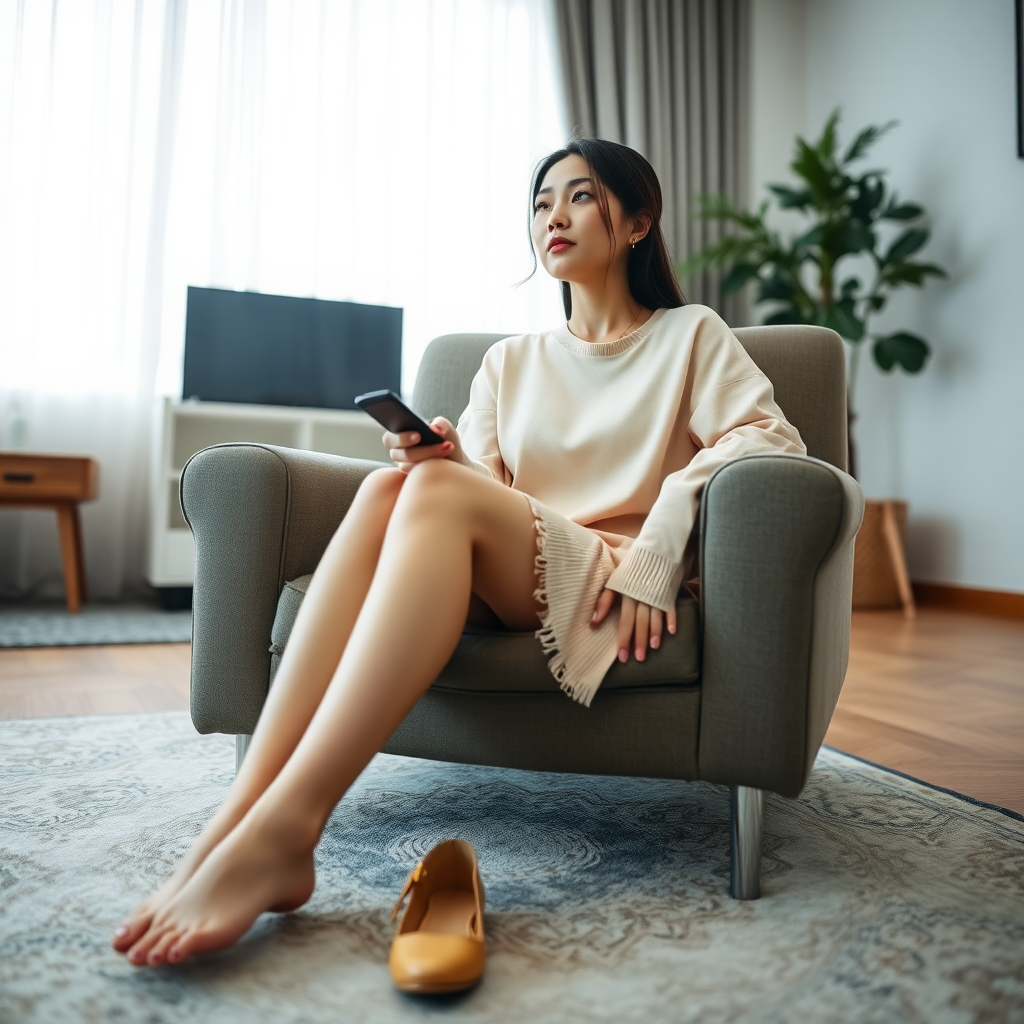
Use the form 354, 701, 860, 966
235, 733, 252, 775
729, 785, 765, 899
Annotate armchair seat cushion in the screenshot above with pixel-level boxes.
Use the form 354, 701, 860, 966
270, 575, 701, 695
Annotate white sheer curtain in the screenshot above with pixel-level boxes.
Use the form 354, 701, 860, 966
0, 0, 567, 601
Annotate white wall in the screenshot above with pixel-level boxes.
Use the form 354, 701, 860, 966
750, 0, 1024, 592
750, 0, 807, 214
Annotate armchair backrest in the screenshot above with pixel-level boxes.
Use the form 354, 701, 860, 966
732, 325, 848, 472
412, 323, 848, 473
411, 333, 510, 428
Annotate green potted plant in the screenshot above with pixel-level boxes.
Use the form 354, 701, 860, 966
681, 110, 948, 611
680, 109, 947, 479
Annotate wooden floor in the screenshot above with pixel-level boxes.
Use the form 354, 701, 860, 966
0, 643, 191, 720
0, 608, 1021, 814
826, 609, 1024, 814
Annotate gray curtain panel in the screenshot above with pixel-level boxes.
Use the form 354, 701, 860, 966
551, 0, 749, 325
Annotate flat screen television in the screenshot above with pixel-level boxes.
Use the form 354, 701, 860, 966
182, 286, 402, 410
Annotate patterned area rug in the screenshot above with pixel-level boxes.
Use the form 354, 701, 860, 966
0, 604, 192, 648
1, 712, 1022, 1024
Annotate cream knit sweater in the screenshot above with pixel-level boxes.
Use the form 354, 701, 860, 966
457, 304, 806, 614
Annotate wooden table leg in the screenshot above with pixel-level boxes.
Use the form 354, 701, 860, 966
73, 501, 89, 606
881, 500, 916, 619
55, 502, 87, 614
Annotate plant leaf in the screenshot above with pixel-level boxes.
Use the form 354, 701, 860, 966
691, 192, 736, 221
840, 277, 861, 297
690, 193, 770, 237
873, 331, 929, 373
817, 109, 841, 163
757, 272, 799, 303
882, 201, 924, 221
768, 184, 812, 210
883, 228, 929, 265
824, 296, 865, 341
832, 219, 873, 258
792, 224, 825, 251
841, 120, 897, 165
721, 262, 761, 294
791, 138, 840, 205
849, 175, 886, 222
678, 238, 757, 276
881, 260, 947, 288
677, 230, 762, 275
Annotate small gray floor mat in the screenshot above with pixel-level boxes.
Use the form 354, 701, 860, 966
0, 603, 192, 647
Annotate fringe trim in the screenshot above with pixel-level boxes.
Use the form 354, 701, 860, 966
526, 498, 618, 708
530, 512, 562, 668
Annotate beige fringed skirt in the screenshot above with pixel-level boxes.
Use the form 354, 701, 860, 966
525, 496, 624, 708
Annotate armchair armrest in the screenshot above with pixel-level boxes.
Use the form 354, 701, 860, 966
180, 443, 384, 735
696, 453, 864, 797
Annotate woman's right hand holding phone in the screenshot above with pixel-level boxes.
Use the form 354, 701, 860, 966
385, 417, 465, 474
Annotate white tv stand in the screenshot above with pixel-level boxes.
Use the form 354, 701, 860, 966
147, 398, 388, 589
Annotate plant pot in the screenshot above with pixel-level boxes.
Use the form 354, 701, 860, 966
852, 499, 914, 614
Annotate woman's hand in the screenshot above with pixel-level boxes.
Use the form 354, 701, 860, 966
591, 588, 677, 663
384, 417, 465, 474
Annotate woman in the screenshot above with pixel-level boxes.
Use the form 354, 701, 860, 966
112, 138, 804, 967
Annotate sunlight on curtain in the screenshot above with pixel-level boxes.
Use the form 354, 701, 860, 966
0, 1, 168, 395
154, 0, 567, 397
0, 0, 567, 599
0, 0, 179, 599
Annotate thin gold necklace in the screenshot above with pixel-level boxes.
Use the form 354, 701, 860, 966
568, 307, 644, 342
616, 306, 642, 340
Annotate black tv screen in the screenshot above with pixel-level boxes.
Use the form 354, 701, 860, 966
182, 286, 402, 410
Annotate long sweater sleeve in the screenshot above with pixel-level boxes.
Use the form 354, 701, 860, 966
604, 352, 805, 611
456, 346, 511, 485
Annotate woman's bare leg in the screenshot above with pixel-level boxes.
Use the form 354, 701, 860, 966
113, 468, 409, 951
124, 459, 541, 966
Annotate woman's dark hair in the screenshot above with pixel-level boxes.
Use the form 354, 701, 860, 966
528, 137, 687, 319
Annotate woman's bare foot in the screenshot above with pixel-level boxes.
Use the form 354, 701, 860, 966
111, 807, 245, 953
121, 804, 317, 967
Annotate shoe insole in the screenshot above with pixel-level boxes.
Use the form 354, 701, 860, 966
419, 891, 477, 936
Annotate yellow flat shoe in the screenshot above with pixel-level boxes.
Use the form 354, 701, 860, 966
388, 838, 485, 994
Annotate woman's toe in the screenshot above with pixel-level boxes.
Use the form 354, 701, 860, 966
167, 925, 211, 965
166, 935, 190, 964
127, 941, 150, 966
168, 925, 211, 964
147, 930, 179, 967
112, 912, 152, 952
127, 923, 167, 966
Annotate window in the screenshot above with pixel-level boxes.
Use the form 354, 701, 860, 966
0, 0, 568, 399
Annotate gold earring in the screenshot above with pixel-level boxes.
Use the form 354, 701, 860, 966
630, 238, 637, 249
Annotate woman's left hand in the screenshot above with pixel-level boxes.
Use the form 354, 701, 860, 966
591, 589, 677, 663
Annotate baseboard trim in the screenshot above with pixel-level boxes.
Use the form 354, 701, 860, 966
913, 581, 1024, 621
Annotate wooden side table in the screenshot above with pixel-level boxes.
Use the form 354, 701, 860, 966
0, 452, 99, 613
852, 498, 916, 619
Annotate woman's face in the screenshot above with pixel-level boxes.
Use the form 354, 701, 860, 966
531, 154, 642, 285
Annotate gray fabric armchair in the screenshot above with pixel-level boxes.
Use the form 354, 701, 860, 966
180, 324, 864, 900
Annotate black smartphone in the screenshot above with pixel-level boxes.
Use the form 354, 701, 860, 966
353, 390, 445, 446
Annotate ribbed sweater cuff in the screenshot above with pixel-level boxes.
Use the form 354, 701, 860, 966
605, 545, 683, 614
